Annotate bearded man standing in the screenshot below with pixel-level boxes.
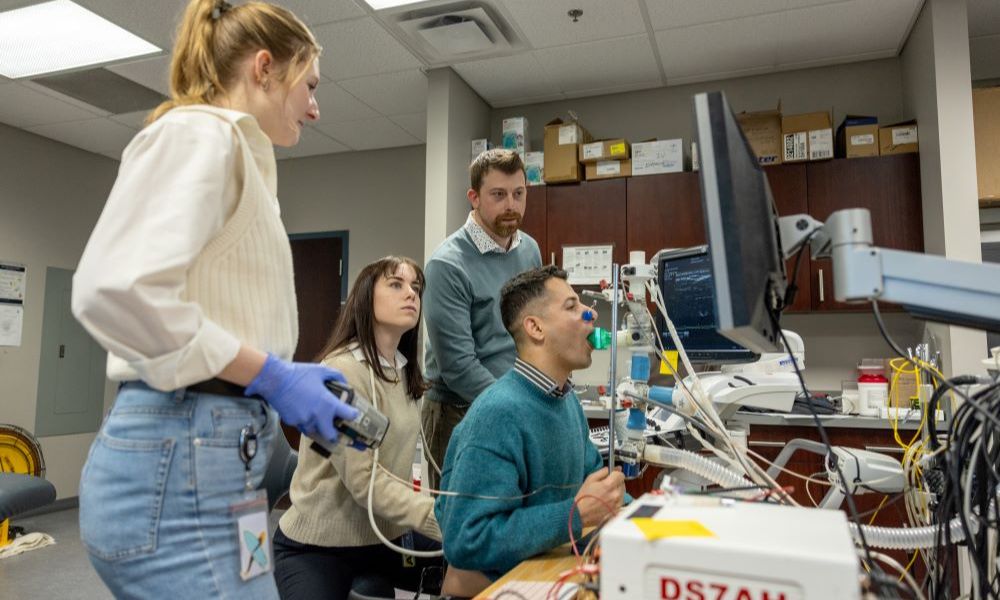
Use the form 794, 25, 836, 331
420, 149, 542, 488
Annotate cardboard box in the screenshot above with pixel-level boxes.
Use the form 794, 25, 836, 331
471, 138, 492, 158
524, 151, 544, 186
579, 139, 630, 163
736, 103, 782, 165
543, 118, 592, 184
501, 117, 529, 153
973, 87, 1000, 201
879, 121, 918, 155
631, 139, 683, 176
836, 116, 879, 159
782, 111, 833, 162
585, 159, 631, 181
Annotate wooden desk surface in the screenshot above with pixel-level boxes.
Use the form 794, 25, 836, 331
474, 545, 585, 599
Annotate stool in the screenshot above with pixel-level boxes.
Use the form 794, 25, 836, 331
0, 473, 56, 546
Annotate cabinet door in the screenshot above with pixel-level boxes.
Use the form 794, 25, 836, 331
765, 164, 812, 313
521, 185, 547, 263
806, 154, 923, 311
547, 179, 628, 269
626, 172, 705, 261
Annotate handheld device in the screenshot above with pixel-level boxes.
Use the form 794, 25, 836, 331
309, 380, 390, 456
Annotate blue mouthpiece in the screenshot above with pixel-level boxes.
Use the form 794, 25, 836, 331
582, 310, 594, 322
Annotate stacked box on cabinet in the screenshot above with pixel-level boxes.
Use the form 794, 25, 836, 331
631, 139, 683, 176
782, 111, 833, 162
501, 117, 529, 157
544, 118, 592, 183
736, 102, 782, 166
524, 152, 544, 186
879, 121, 918, 156
836, 116, 879, 158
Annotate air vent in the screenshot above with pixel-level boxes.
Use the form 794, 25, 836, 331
32, 67, 167, 115
385, 2, 525, 66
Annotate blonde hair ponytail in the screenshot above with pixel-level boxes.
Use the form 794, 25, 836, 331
148, 0, 320, 124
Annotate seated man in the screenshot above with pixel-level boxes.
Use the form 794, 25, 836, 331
435, 265, 626, 581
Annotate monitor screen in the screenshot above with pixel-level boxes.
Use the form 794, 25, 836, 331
657, 246, 759, 364
693, 91, 787, 353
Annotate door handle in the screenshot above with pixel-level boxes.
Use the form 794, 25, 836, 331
551, 252, 556, 266
818, 268, 825, 303
59, 344, 65, 358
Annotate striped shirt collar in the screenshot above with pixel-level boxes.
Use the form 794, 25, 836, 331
464, 211, 522, 254
514, 358, 573, 398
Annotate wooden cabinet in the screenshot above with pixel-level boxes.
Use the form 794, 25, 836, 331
546, 178, 629, 267
534, 155, 922, 313
626, 171, 705, 259
806, 154, 924, 311
521, 185, 548, 262
766, 164, 812, 313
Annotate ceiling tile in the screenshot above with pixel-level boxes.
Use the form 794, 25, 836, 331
315, 116, 419, 151
280, 0, 367, 26
968, 0, 1000, 39
491, 92, 566, 108
27, 117, 137, 157
389, 112, 426, 142
776, 0, 917, 64
108, 54, 172, 95
274, 126, 349, 160
646, 0, 789, 31
532, 35, 662, 94
0, 82, 104, 128
502, 0, 647, 49
656, 13, 782, 80
317, 82, 379, 122
453, 53, 561, 106
313, 18, 423, 81
337, 69, 427, 116
75, 0, 186, 49
109, 109, 148, 129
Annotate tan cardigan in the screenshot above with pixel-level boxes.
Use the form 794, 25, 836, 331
278, 346, 441, 546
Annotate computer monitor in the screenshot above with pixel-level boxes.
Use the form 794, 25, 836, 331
693, 91, 787, 354
656, 246, 759, 364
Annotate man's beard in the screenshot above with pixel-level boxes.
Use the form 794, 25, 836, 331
488, 211, 522, 238
479, 211, 522, 238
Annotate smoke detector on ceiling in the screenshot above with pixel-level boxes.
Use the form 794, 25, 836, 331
387, 3, 525, 66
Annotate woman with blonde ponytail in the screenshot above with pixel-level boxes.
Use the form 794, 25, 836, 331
73, 1, 357, 597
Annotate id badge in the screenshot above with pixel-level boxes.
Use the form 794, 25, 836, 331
232, 491, 272, 581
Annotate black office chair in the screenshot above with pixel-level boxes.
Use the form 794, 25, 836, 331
259, 430, 298, 512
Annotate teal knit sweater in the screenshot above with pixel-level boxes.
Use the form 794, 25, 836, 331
434, 370, 604, 579
422, 229, 541, 405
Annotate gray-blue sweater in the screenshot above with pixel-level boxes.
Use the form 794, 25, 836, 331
422, 228, 541, 405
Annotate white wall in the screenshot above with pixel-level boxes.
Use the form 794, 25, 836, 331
423, 68, 491, 259
0, 123, 120, 499
491, 58, 908, 156
277, 144, 427, 284
901, 0, 987, 377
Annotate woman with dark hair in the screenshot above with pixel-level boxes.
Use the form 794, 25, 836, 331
273, 256, 443, 599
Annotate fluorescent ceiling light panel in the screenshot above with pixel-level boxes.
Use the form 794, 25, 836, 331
362, 0, 427, 10
0, 0, 161, 79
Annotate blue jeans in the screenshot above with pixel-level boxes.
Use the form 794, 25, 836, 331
79, 382, 279, 599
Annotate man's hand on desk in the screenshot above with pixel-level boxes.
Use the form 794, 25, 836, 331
574, 467, 626, 527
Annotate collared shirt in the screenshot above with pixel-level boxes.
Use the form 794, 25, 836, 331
72, 105, 281, 389
513, 358, 573, 398
348, 343, 408, 370
463, 211, 522, 254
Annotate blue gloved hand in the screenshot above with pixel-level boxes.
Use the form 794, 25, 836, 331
245, 353, 360, 443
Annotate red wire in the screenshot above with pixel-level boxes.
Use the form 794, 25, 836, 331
567, 494, 617, 557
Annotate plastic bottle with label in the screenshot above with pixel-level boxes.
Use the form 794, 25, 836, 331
857, 365, 889, 416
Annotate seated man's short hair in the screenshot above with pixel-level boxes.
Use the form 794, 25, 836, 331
499, 265, 567, 342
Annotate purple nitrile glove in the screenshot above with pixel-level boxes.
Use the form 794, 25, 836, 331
245, 353, 360, 443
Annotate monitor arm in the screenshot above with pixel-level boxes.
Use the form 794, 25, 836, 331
778, 208, 1000, 332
